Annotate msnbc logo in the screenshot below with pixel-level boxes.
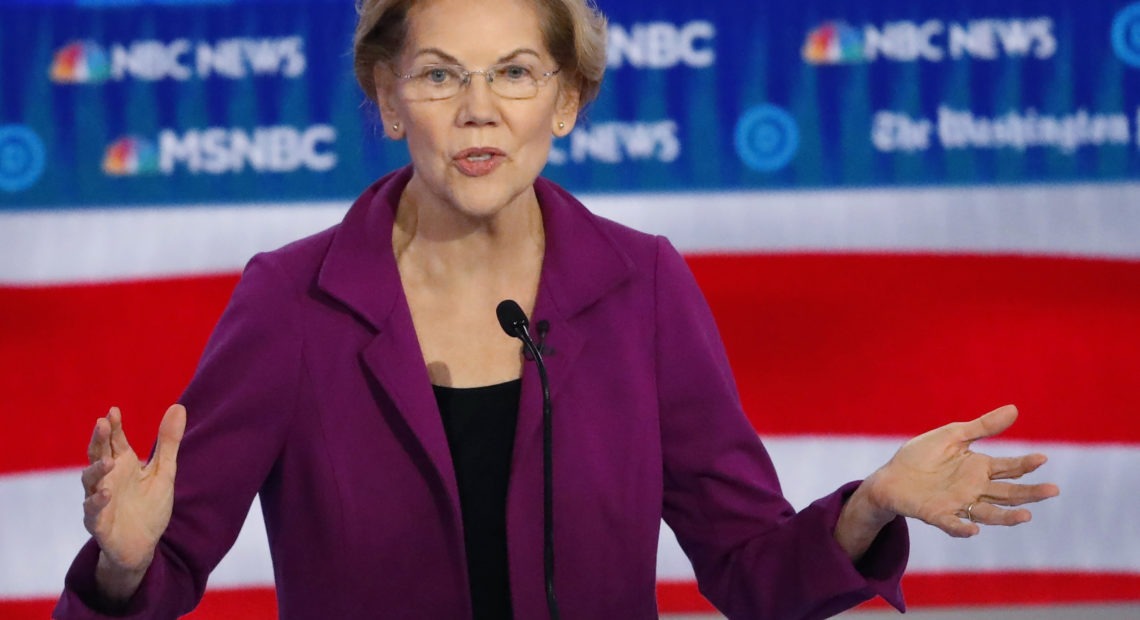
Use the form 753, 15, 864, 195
802, 22, 864, 64
50, 41, 111, 84
100, 125, 336, 176
103, 137, 160, 176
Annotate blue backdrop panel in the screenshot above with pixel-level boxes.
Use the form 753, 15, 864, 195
3, 0, 1140, 208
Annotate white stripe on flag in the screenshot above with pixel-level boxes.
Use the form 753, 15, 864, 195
658, 437, 1140, 579
3, 182, 1139, 285
0, 468, 274, 599
2, 438, 1135, 599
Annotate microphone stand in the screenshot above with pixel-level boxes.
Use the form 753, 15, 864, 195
496, 300, 559, 620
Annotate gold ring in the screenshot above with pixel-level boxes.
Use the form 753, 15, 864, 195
966, 502, 978, 523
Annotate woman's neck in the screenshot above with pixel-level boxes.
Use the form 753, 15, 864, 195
392, 176, 545, 283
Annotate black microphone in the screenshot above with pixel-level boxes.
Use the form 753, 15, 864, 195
496, 299, 532, 341
495, 299, 559, 620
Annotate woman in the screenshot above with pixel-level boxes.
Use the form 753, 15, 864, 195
56, 0, 1059, 618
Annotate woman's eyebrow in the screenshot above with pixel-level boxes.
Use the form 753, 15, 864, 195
496, 48, 542, 63
410, 47, 461, 64
409, 47, 543, 66
408, 46, 544, 68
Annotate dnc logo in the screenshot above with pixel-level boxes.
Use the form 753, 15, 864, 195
103, 137, 160, 176
50, 41, 111, 84
802, 22, 864, 64
0, 125, 47, 192
1113, 3, 1140, 68
734, 105, 800, 173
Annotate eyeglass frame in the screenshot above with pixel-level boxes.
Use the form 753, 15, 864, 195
391, 62, 562, 101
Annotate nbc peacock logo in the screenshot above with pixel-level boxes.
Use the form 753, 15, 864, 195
802, 21, 865, 64
102, 136, 160, 176
49, 41, 112, 84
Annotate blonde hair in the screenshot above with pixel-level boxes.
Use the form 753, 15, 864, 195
352, 0, 607, 113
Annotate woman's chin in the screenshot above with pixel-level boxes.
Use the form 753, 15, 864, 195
446, 184, 534, 220
406, 166, 539, 222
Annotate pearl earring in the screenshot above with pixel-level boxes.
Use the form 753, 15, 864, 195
558, 121, 565, 130
392, 122, 400, 131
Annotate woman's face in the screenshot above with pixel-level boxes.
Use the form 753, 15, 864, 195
375, 0, 579, 219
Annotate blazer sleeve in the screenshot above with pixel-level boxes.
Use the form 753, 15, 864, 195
653, 236, 909, 620
54, 253, 305, 619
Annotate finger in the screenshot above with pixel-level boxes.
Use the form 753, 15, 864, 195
106, 407, 134, 458
83, 487, 110, 515
80, 458, 115, 496
988, 453, 1048, 480
981, 481, 1061, 506
933, 512, 980, 538
960, 404, 1019, 443
86, 416, 111, 464
967, 501, 1033, 527
82, 488, 111, 534
149, 404, 186, 477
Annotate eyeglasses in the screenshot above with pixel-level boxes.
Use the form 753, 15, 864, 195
394, 62, 561, 101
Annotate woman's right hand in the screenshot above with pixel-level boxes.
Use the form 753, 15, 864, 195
81, 405, 186, 602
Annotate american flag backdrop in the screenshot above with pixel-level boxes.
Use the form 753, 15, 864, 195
3, 0, 1140, 617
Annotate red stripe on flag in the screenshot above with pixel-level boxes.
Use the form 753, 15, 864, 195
2, 253, 1138, 475
687, 253, 1140, 443
656, 573, 1140, 612
184, 587, 279, 619
0, 275, 239, 475
9, 573, 1136, 619
5, 587, 279, 620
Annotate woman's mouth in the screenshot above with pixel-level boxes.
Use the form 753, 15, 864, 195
453, 148, 505, 177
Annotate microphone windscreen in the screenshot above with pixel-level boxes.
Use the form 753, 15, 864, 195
496, 299, 529, 337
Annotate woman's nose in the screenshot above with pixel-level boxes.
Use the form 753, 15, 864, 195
455, 75, 501, 127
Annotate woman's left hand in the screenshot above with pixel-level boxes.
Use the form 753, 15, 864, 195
859, 404, 1060, 539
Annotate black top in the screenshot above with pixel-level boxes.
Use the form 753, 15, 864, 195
432, 379, 521, 620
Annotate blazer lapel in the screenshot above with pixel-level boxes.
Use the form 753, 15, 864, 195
359, 318, 460, 511
317, 167, 461, 517
513, 178, 637, 465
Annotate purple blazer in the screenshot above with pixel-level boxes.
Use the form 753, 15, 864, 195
56, 167, 908, 619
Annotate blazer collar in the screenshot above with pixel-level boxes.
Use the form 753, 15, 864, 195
531, 175, 637, 319
317, 166, 636, 330
316, 167, 409, 331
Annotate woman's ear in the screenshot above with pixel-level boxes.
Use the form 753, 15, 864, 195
373, 64, 404, 140
553, 86, 580, 137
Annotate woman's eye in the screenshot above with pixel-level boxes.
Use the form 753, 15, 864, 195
501, 65, 531, 80
425, 68, 453, 84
